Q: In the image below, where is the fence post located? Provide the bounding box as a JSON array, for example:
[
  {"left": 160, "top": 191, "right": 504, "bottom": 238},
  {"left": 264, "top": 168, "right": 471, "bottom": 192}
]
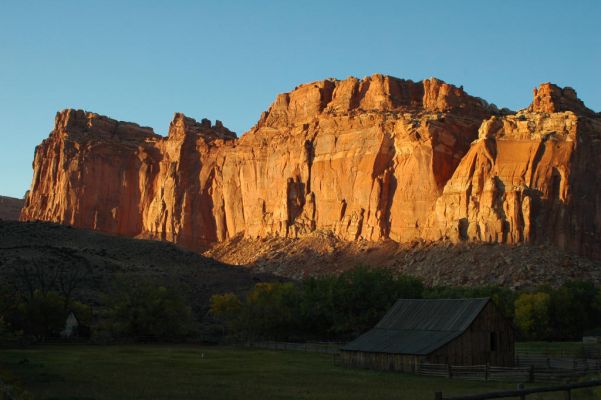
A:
[
  {"left": 564, "top": 389, "right": 571, "bottom": 400},
  {"left": 529, "top": 365, "right": 534, "bottom": 383},
  {"left": 517, "top": 383, "right": 525, "bottom": 400},
  {"left": 434, "top": 392, "right": 442, "bottom": 400},
  {"left": 447, "top": 364, "right": 453, "bottom": 379},
  {"left": 484, "top": 363, "right": 489, "bottom": 381}
]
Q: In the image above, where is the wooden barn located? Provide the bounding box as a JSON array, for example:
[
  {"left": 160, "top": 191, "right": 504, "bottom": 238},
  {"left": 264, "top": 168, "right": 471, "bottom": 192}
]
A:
[{"left": 340, "top": 298, "right": 515, "bottom": 372}]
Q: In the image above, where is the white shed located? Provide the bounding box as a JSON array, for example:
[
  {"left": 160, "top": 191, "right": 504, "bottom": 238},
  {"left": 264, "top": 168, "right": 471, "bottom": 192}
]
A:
[{"left": 60, "top": 311, "right": 80, "bottom": 338}]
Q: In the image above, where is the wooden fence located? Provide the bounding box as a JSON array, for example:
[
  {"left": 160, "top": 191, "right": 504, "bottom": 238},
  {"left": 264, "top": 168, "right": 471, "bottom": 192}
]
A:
[
  {"left": 517, "top": 344, "right": 601, "bottom": 359},
  {"left": 331, "top": 350, "right": 601, "bottom": 383},
  {"left": 516, "top": 352, "right": 601, "bottom": 370},
  {"left": 246, "top": 341, "right": 343, "bottom": 354},
  {"left": 418, "top": 362, "right": 596, "bottom": 383},
  {"left": 434, "top": 380, "right": 601, "bottom": 400},
  {"left": 252, "top": 342, "right": 601, "bottom": 384}
]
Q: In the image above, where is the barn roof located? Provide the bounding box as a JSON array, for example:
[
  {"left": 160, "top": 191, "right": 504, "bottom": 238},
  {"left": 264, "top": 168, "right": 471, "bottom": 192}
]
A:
[{"left": 341, "top": 298, "right": 490, "bottom": 355}]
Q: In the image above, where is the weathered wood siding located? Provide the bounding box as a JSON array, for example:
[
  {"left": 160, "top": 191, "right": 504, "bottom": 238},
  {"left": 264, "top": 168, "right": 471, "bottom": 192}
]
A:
[
  {"left": 339, "top": 351, "right": 424, "bottom": 372},
  {"left": 427, "top": 301, "right": 514, "bottom": 366}
]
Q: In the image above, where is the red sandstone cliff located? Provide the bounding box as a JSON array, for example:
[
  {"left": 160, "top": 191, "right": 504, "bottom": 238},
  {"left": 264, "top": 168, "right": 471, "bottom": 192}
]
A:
[
  {"left": 20, "top": 76, "right": 601, "bottom": 258},
  {"left": 424, "top": 83, "right": 601, "bottom": 259}
]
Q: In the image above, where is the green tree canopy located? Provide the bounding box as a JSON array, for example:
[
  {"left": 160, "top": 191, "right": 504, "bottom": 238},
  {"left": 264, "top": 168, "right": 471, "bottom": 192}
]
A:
[
  {"left": 514, "top": 292, "right": 552, "bottom": 340},
  {"left": 106, "top": 282, "right": 196, "bottom": 341}
]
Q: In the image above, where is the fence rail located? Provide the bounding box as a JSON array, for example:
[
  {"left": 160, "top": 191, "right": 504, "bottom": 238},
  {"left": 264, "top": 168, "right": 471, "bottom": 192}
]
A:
[
  {"left": 418, "top": 362, "right": 598, "bottom": 383},
  {"left": 516, "top": 344, "right": 601, "bottom": 360},
  {"left": 435, "top": 379, "right": 601, "bottom": 400},
  {"left": 516, "top": 353, "right": 601, "bottom": 370},
  {"left": 245, "top": 341, "right": 342, "bottom": 354}
]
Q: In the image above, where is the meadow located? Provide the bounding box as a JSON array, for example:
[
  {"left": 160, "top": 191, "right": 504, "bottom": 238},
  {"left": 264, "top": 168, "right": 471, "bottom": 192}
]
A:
[{"left": 1, "top": 345, "right": 600, "bottom": 400}]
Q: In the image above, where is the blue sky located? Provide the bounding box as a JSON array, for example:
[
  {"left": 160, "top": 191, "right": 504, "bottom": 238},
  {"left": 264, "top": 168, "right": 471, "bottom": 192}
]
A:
[{"left": 1, "top": 0, "right": 599, "bottom": 198}]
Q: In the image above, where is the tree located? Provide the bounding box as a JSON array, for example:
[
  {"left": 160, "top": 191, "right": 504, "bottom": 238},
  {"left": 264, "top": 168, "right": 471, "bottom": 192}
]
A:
[
  {"left": 425, "top": 285, "right": 516, "bottom": 318},
  {"left": 327, "top": 267, "right": 423, "bottom": 336},
  {"left": 548, "top": 281, "right": 601, "bottom": 339},
  {"left": 514, "top": 292, "right": 551, "bottom": 340},
  {"left": 105, "top": 282, "right": 196, "bottom": 341},
  {"left": 209, "top": 292, "right": 242, "bottom": 336},
  {"left": 208, "top": 266, "right": 426, "bottom": 341},
  {"left": 241, "top": 282, "right": 300, "bottom": 340},
  {"left": 7, "top": 291, "right": 91, "bottom": 341},
  {"left": 298, "top": 275, "right": 338, "bottom": 338},
  {"left": 4, "top": 252, "right": 91, "bottom": 309}
]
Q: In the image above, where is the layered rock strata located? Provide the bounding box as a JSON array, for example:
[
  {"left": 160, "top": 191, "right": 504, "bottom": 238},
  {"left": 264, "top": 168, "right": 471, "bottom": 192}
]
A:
[
  {"left": 424, "top": 83, "right": 601, "bottom": 259},
  {"left": 21, "top": 76, "right": 601, "bottom": 258}
]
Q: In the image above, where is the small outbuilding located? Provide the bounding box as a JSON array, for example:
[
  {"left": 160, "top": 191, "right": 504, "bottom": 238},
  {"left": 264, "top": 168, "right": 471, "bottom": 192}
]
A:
[
  {"left": 340, "top": 298, "right": 515, "bottom": 372},
  {"left": 60, "top": 311, "right": 80, "bottom": 339}
]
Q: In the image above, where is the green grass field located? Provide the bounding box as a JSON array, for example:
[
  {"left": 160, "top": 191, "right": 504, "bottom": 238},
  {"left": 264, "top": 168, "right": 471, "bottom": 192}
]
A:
[
  {"left": 517, "top": 341, "right": 594, "bottom": 357},
  {"left": 0, "top": 345, "right": 599, "bottom": 400}
]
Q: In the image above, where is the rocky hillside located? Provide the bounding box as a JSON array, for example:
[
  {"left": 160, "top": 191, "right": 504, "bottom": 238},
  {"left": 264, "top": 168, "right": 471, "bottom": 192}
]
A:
[
  {"left": 206, "top": 232, "right": 601, "bottom": 289},
  {"left": 0, "top": 220, "right": 275, "bottom": 312},
  {"left": 0, "top": 196, "right": 23, "bottom": 220},
  {"left": 20, "top": 75, "right": 601, "bottom": 260}
]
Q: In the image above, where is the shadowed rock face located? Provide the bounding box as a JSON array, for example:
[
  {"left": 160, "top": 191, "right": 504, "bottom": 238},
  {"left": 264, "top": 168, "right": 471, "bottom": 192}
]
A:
[
  {"left": 21, "top": 76, "right": 601, "bottom": 258},
  {"left": 0, "top": 196, "right": 23, "bottom": 220}
]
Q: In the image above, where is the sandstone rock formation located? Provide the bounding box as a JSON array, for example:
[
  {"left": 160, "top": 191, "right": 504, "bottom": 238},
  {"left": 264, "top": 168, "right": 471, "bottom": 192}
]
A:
[
  {"left": 21, "top": 76, "right": 601, "bottom": 259},
  {"left": 424, "top": 83, "right": 601, "bottom": 259}
]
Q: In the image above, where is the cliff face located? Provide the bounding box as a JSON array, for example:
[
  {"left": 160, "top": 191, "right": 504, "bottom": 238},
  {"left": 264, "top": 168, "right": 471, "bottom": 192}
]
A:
[
  {"left": 20, "top": 109, "right": 236, "bottom": 250},
  {"left": 21, "top": 109, "right": 160, "bottom": 236},
  {"left": 424, "top": 83, "right": 601, "bottom": 259},
  {"left": 21, "top": 76, "right": 601, "bottom": 258},
  {"left": 213, "top": 75, "right": 494, "bottom": 245}
]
